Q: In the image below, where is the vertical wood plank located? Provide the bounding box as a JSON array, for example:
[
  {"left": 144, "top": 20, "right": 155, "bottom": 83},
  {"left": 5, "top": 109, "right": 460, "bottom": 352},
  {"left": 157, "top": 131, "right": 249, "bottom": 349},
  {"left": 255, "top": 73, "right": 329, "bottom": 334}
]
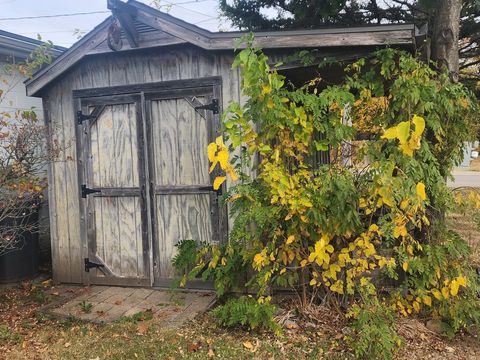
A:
[
  {"left": 176, "top": 98, "right": 210, "bottom": 185},
  {"left": 48, "top": 84, "right": 73, "bottom": 282},
  {"left": 118, "top": 197, "right": 140, "bottom": 277},
  {"left": 152, "top": 99, "right": 179, "bottom": 185}
]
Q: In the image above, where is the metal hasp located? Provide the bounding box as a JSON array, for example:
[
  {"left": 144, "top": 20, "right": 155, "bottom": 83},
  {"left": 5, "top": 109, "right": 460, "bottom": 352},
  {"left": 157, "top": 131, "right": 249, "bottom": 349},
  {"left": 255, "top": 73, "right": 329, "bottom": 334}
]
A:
[
  {"left": 84, "top": 258, "right": 104, "bottom": 272},
  {"left": 81, "top": 184, "right": 101, "bottom": 198},
  {"left": 76, "top": 110, "right": 96, "bottom": 125},
  {"left": 194, "top": 98, "right": 219, "bottom": 114},
  {"left": 199, "top": 185, "right": 222, "bottom": 196}
]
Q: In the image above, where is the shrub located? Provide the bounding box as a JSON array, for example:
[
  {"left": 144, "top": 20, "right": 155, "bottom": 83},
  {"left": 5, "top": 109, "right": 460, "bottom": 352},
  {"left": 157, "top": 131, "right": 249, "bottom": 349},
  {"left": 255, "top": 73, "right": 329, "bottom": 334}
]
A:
[
  {"left": 0, "top": 41, "right": 57, "bottom": 255},
  {"left": 174, "top": 36, "right": 480, "bottom": 341},
  {"left": 349, "top": 294, "right": 402, "bottom": 360},
  {"left": 212, "top": 296, "right": 280, "bottom": 334}
]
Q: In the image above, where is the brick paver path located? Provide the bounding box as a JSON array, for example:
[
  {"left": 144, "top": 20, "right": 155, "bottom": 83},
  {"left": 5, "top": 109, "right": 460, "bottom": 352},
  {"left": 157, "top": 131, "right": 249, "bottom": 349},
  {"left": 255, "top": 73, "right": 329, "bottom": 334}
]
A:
[{"left": 48, "top": 286, "right": 215, "bottom": 327}]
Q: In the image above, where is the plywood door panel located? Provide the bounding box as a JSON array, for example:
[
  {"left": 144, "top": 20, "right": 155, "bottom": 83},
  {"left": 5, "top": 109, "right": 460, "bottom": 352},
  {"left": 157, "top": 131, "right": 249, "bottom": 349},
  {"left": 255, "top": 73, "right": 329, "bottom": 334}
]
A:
[
  {"left": 80, "top": 97, "right": 150, "bottom": 285},
  {"left": 91, "top": 104, "right": 138, "bottom": 188},
  {"left": 150, "top": 97, "right": 210, "bottom": 186},
  {"left": 92, "top": 196, "right": 144, "bottom": 278},
  {"left": 149, "top": 91, "right": 223, "bottom": 284},
  {"left": 155, "top": 194, "right": 212, "bottom": 278}
]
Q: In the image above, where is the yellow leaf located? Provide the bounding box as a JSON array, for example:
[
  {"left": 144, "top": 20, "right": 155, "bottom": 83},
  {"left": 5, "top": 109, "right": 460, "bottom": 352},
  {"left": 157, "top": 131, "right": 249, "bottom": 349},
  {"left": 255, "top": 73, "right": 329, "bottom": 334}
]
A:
[
  {"left": 432, "top": 289, "right": 442, "bottom": 301},
  {"left": 217, "top": 149, "right": 229, "bottom": 169},
  {"left": 243, "top": 341, "right": 253, "bottom": 350},
  {"left": 416, "top": 182, "right": 427, "bottom": 201},
  {"left": 399, "top": 142, "right": 414, "bottom": 156},
  {"left": 215, "top": 136, "right": 225, "bottom": 147},
  {"left": 450, "top": 280, "right": 460, "bottom": 296},
  {"left": 412, "top": 115, "right": 425, "bottom": 137},
  {"left": 423, "top": 295, "right": 432, "bottom": 307},
  {"left": 402, "top": 261, "right": 408, "bottom": 272},
  {"left": 227, "top": 194, "right": 241, "bottom": 202},
  {"left": 400, "top": 199, "right": 409, "bottom": 210},
  {"left": 226, "top": 165, "right": 239, "bottom": 182},
  {"left": 213, "top": 176, "right": 226, "bottom": 190},
  {"left": 456, "top": 276, "right": 467, "bottom": 287},
  {"left": 280, "top": 268, "right": 286, "bottom": 275},
  {"left": 207, "top": 143, "right": 217, "bottom": 162},
  {"left": 396, "top": 121, "right": 410, "bottom": 144},
  {"left": 381, "top": 127, "right": 397, "bottom": 140},
  {"left": 309, "top": 278, "right": 317, "bottom": 286},
  {"left": 393, "top": 225, "right": 407, "bottom": 238},
  {"left": 286, "top": 235, "right": 295, "bottom": 244},
  {"left": 359, "top": 198, "right": 367, "bottom": 208},
  {"left": 441, "top": 287, "right": 450, "bottom": 299},
  {"left": 412, "top": 301, "right": 420, "bottom": 313}
]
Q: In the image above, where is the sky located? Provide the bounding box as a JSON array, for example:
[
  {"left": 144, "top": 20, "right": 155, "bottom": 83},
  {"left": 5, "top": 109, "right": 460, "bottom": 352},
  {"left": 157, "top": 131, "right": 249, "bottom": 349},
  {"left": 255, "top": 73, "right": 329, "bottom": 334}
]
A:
[{"left": 0, "top": 0, "right": 226, "bottom": 48}]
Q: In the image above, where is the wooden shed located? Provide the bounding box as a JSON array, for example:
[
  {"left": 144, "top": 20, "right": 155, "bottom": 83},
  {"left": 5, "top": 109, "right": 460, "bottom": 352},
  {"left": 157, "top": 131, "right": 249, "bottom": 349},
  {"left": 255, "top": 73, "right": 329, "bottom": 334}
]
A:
[{"left": 26, "top": 0, "right": 421, "bottom": 287}]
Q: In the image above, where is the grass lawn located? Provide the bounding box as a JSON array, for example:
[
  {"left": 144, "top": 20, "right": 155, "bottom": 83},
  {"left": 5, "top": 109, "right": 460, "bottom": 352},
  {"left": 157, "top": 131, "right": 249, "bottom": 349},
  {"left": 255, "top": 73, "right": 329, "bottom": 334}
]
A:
[{"left": 1, "top": 280, "right": 480, "bottom": 359}]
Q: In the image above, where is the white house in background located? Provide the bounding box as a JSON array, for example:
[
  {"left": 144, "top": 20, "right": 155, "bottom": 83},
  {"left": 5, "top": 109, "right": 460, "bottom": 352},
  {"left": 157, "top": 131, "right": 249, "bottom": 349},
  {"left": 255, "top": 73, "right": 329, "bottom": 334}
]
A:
[{"left": 0, "top": 29, "right": 65, "bottom": 118}]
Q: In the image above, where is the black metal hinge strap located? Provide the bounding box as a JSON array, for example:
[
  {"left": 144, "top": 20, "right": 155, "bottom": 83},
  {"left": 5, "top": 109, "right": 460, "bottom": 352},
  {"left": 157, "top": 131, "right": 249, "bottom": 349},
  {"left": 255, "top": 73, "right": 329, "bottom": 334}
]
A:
[
  {"left": 77, "top": 105, "right": 106, "bottom": 125},
  {"left": 84, "top": 258, "right": 105, "bottom": 272},
  {"left": 76, "top": 111, "right": 96, "bottom": 125},
  {"left": 194, "top": 98, "right": 219, "bottom": 114},
  {"left": 199, "top": 185, "right": 223, "bottom": 196},
  {"left": 81, "top": 184, "right": 101, "bottom": 198}
]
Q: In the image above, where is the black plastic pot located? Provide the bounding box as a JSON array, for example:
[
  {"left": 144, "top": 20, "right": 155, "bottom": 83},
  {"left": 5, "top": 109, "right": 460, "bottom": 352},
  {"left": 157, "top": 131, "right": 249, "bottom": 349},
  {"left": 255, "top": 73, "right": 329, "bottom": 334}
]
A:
[{"left": 0, "top": 208, "right": 40, "bottom": 283}]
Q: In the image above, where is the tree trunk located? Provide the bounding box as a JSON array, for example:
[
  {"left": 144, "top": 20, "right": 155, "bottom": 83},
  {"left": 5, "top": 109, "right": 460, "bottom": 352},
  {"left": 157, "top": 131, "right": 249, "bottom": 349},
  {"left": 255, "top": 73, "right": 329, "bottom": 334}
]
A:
[{"left": 431, "top": 0, "right": 463, "bottom": 81}]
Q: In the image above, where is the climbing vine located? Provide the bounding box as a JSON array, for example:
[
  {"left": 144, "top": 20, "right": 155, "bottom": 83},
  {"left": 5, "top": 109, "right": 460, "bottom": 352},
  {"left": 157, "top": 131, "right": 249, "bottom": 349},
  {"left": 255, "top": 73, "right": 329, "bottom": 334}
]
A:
[{"left": 175, "top": 37, "right": 480, "bottom": 343}]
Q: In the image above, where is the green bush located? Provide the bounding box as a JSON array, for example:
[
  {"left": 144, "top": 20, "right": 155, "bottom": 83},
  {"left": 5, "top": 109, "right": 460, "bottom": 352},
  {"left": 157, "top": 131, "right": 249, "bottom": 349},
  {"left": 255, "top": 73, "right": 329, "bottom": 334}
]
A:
[
  {"left": 349, "top": 295, "right": 402, "bottom": 360},
  {"left": 212, "top": 296, "right": 280, "bottom": 334}
]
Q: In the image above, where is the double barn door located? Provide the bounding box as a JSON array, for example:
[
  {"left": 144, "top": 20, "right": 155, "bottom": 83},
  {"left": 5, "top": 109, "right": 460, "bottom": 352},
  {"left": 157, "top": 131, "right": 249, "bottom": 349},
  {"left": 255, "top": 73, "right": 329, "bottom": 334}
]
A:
[{"left": 76, "top": 79, "right": 225, "bottom": 286}]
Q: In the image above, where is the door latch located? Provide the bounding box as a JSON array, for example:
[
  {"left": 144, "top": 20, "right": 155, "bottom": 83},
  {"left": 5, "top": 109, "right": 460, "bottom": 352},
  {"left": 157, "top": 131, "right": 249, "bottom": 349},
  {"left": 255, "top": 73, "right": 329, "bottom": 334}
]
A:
[
  {"left": 84, "top": 258, "right": 105, "bottom": 272},
  {"left": 194, "top": 99, "right": 219, "bottom": 114},
  {"left": 81, "top": 184, "right": 101, "bottom": 198}
]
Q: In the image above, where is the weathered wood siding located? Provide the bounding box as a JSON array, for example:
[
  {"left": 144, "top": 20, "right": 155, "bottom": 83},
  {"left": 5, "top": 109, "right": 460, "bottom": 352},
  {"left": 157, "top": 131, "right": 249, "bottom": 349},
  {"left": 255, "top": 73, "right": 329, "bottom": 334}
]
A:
[{"left": 45, "top": 45, "right": 243, "bottom": 283}]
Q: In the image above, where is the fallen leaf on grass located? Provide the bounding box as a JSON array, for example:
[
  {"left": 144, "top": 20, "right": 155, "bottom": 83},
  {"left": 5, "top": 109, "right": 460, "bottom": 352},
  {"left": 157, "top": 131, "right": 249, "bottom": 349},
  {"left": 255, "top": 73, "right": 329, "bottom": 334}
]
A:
[
  {"left": 137, "top": 323, "right": 149, "bottom": 335},
  {"left": 64, "top": 342, "right": 71, "bottom": 348},
  {"left": 243, "top": 341, "right": 253, "bottom": 349},
  {"left": 208, "top": 347, "right": 215, "bottom": 358},
  {"left": 187, "top": 342, "right": 201, "bottom": 352}
]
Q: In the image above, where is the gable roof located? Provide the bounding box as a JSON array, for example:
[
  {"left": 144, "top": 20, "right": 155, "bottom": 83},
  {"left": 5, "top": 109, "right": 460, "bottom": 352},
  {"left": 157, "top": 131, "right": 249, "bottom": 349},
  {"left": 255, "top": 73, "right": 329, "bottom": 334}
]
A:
[
  {"left": 0, "top": 29, "right": 65, "bottom": 60},
  {"left": 25, "top": 0, "right": 421, "bottom": 97}
]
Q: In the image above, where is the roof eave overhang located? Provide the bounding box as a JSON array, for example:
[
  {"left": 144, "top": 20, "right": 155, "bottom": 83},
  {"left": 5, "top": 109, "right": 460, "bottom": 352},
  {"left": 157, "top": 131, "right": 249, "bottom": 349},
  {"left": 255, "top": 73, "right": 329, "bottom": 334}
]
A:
[{"left": 25, "top": 0, "right": 419, "bottom": 97}]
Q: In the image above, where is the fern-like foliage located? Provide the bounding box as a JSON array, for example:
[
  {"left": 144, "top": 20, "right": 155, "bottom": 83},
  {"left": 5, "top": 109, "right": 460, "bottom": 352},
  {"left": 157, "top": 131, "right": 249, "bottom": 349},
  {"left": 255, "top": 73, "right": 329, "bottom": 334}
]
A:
[{"left": 212, "top": 296, "right": 280, "bottom": 334}]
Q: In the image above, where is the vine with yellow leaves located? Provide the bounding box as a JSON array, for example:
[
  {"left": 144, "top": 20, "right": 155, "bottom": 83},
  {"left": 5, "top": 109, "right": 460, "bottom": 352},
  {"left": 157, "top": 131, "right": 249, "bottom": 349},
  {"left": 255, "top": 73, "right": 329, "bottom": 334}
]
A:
[{"left": 174, "top": 37, "right": 480, "bottom": 347}]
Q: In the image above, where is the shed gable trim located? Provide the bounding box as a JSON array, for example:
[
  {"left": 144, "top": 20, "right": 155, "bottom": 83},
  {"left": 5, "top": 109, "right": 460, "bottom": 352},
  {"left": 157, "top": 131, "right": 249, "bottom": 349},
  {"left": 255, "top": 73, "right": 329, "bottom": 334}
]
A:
[{"left": 25, "top": 0, "right": 418, "bottom": 97}]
